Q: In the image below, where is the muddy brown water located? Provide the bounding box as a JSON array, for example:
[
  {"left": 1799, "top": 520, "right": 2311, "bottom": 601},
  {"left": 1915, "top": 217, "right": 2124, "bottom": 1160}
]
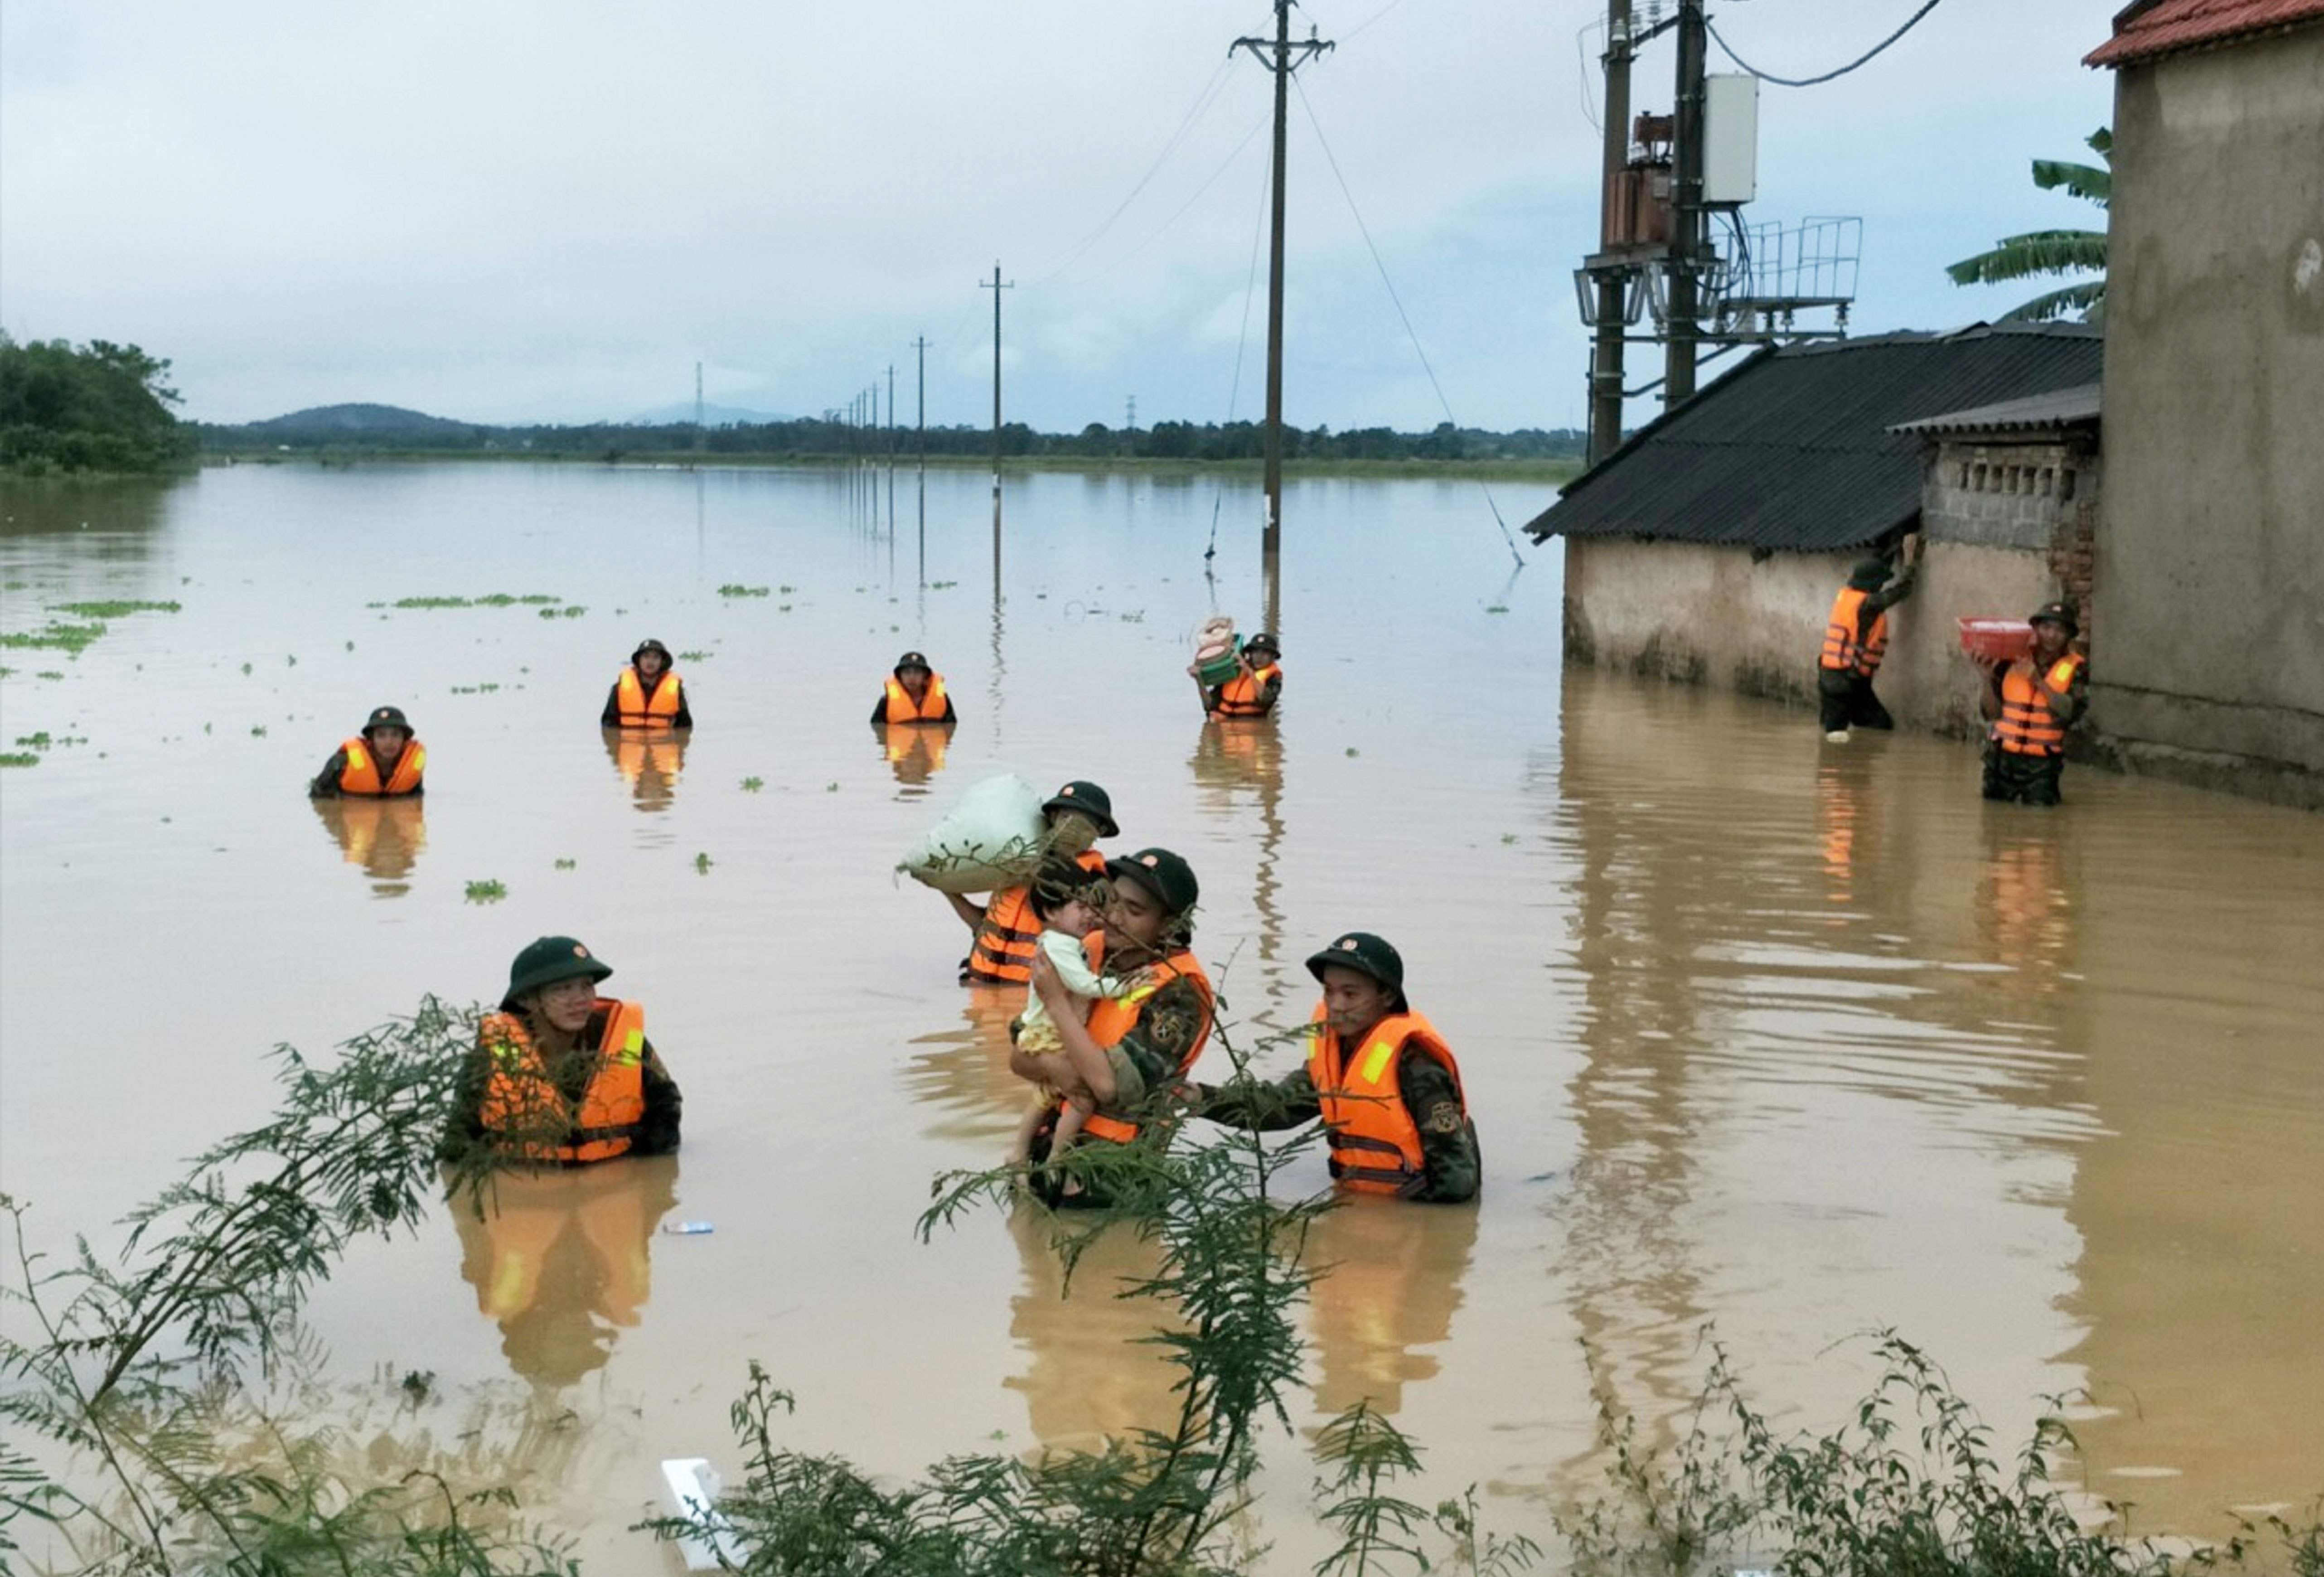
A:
[{"left": 2, "top": 464, "right": 2318, "bottom": 1571}]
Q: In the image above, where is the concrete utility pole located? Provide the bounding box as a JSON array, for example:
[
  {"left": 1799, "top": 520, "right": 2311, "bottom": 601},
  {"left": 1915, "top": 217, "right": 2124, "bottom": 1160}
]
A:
[
  {"left": 981, "top": 263, "right": 1012, "bottom": 493},
  {"left": 1666, "top": 0, "right": 1707, "bottom": 407},
  {"left": 1589, "top": 0, "right": 1633, "bottom": 464},
  {"left": 693, "top": 361, "right": 705, "bottom": 453},
  {"left": 1234, "top": 1, "right": 1331, "bottom": 562},
  {"left": 911, "top": 338, "right": 930, "bottom": 466}
]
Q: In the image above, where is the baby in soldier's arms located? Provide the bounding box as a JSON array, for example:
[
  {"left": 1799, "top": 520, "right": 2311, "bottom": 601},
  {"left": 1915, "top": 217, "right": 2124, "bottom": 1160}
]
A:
[{"left": 1009, "top": 855, "right": 1142, "bottom": 1166}]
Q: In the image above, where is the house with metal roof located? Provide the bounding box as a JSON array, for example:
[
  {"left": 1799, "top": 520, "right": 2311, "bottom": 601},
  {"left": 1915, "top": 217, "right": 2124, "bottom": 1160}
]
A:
[
  {"left": 2082, "top": 0, "right": 2324, "bottom": 808},
  {"left": 1524, "top": 323, "right": 2104, "bottom": 738}
]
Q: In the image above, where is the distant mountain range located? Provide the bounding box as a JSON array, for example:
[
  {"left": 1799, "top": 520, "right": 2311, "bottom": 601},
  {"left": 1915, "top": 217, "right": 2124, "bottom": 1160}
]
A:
[{"left": 624, "top": 400, "right": 793, "bottom": 426}]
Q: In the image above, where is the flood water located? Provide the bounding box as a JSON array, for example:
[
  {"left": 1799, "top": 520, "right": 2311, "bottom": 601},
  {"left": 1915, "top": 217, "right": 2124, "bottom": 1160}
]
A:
[{"left": 2, "top": 462, "right": 2319, "bottom": 1572}]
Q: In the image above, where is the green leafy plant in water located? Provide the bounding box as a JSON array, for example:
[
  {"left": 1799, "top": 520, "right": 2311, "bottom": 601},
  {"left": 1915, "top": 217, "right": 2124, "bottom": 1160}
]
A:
[
  {"left": 52, "top": 600, "right": 180, "bottom": 618},
  {"left": 462, "top": 879, "right": 507, "bottom": 903},
  {"left": 250, "top": 725, "right": 267, "bottom": 738},
  {"left": 679, "top": 650, "right": 712, "bottom": 662},
  {"left": 1484, "top": 604, "right": 1510, "bottom": 614},
  {"left": 717, "top": 584, "right": 771, "bottom": 598},
  {"left": 0, "top": 622, "right": 106, "bottom": 655},
  {"left": 553, "top": 858, "right": 576, "bottom": 871},
  {"left": 693, "top": 853, "right": 714, "bottom": 874},
  {"left": 1551, "top": 1329, "right": 2319, "bottom": 1577},
  {"left": 741, "top": 776, "right": 765, "bottom": 793},
  {"left": 538, "top": 605, "right": 585, "bottom": 619},
  {"left": 0, "top": 752, "right": 37, "bottom": 768},
  {"left": 639, "top": 1026, "right": 1535, "bottom": 1577},
  {"left": 37, "top": 670, "right": 62, "bottom": 681},
  {"left": 0, "top": 1001, "right": 575, "bottom": 1576}
]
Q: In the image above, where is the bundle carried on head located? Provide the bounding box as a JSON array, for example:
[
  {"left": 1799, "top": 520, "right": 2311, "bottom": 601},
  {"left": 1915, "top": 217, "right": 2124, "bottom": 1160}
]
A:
[{"left": 896, "top": 773, "right": 1048, "bottom": 894}]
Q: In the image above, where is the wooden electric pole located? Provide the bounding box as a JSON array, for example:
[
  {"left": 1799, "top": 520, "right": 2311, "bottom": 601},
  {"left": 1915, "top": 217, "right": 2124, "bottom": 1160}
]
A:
[
  {"left": 1235, "top": 1, "right": 1331, "bottom": 562},
  {"left": 1589, "top": 0, "right": 1633, "bottom": 464}
]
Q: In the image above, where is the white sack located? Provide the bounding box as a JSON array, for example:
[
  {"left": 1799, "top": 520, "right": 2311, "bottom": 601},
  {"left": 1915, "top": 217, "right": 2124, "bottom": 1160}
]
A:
[{"left": 896, "top": 773, "right": 1046, "bottom": 894}]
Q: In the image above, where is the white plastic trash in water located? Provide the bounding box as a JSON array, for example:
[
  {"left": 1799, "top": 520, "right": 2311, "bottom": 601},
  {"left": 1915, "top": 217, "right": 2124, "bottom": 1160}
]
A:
[{"left": 659, "top": 1457, "right": 746, "bottom": 1572}]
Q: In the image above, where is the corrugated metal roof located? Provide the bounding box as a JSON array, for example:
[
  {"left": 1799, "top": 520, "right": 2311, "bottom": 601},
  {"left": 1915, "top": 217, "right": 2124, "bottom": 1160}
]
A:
[
  {"left": 1523, "top": 324, "right": 2103, "bottom": 551},
  {"left": 2087, "top": 0, "right": 2324, "bottom": 67},
  {"left": 1888, "top": 383, "right": 2102, "bottom": 435}
]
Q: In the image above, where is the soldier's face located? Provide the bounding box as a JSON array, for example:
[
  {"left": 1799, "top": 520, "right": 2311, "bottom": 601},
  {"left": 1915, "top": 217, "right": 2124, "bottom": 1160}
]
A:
[
  {"left": 2031, "top": 619, "right": 2068, "bottom": 659},
  {"left": 533, "top": 976, "right": 596, "bottom": 1035},
  {"left": 1318, "top": 966, "right": 1394, "bottom": 1041},
  {"left": 1106, "top": 878, "right": 1166, "bottom": 952},
  {"left": 366, "top": 726, "right": 409, "bottom": 764},
  {"left": 637, "top": 650, "right": 668, "bottom": 678},
  {"left": 899, "top": 666, "right": 930, "bottom": 700}
]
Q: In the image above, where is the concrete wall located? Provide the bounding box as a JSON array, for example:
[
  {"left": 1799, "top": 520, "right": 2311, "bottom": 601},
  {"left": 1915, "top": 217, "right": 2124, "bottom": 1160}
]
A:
[
  {"left": 1562, "top": 531, "right": 2067, "bottom": 738},
  {"left": 2100, "top": 30, "right": 2324, "bottom": 808}
]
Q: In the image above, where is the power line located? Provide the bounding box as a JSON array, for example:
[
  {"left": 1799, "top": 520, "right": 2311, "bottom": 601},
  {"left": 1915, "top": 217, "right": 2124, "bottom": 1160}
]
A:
[{"left": 1706, "top": 0, "right": 1945, "bottom": 88}]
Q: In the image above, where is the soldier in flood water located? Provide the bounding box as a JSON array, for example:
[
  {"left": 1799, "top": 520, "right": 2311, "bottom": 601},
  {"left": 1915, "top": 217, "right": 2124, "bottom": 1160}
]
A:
[
  {"left": 1192, "top": 631, "right": 1283, "bottom": 720},
  {"left": 1817, "top": 534, "right": 1920, "bottom": 744},
  {"left": 872, "top": 649, "right": 956, "bottom": 724},
  {"left": 1193, "top": 932, "right": 1479, "bottom": 1204},
  {"left": 441, "top": 936, "right": 683, "bottom": 1166},
  {"left": 309, "top": 704, "right": 426, "bottom": 798},
  {"left": 601, "top": 639, "right": 692, "bottom": 730},
  {"left": 1979, "top": 601, "right": 2089, "bottom": 806}
]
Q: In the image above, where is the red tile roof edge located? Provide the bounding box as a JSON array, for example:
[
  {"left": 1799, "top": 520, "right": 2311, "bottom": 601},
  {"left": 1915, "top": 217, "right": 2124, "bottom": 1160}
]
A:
[{"left": 2087, "top": 0, "right": 2324, "bottom": 67}]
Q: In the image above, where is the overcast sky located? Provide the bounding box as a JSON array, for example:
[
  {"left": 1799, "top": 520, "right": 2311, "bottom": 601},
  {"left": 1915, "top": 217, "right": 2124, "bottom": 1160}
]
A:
[{"left": 1, "top": 1, "right": 2121, "bottom": 433}]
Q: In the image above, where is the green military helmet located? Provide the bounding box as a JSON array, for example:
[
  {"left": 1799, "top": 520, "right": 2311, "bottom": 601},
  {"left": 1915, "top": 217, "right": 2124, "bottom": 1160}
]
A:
[
  {"left": 1043, "top": 780, "right": 1120, "bottom": 839},
  {"left": 363, "top": 704, "right": 412, "bottom": 735},
  {"left": 502, "top": 935, "right": 614, "bottom": 1011},
  {"left": 1306, "top": 931, "right": 1408, "bottom": 1009},
  {"left": 1106, "top": 846, "right": 1198, "bottom": 918},
  {"left": 1242, "top": 631, "right": 1281, "bottom": 659}
]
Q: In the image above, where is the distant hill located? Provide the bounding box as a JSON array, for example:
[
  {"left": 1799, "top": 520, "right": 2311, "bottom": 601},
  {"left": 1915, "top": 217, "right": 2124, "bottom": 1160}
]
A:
[
  {"left": 624, "top": 401, "right": 793, "bottom": 426},
  {"left": 231, "top": 404, "right": 484, "bottom": 443}
]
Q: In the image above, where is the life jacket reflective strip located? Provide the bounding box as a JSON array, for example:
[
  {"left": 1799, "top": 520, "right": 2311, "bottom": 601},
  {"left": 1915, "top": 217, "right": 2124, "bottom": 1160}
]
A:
[
  {"left": 881, "top": 673, "right": 949, "bottom": 723},
  {"left": 615, "top": 669, "right": 684, "bottom": 730},
  {"left": 1212, "top": 663, "right": 1281, "bottom": 718},
  {"left": 476, "top": 1000, "right": 648, "bottom": 1165},
  {"left": 1819, "top": 587, "right": 1888, "bottom": 677},
  {"left": 1076, "top": 949, "right": 1214, "bottom": 1146},
  {"left": 1306, "top": 1005, "right": 1467, "bottom": 1197},
  {"left": 1995, "top": 655, "right": 2082, "bottom": 756},
  {"left": 966, "top": 847, "right": 1106, "bottom": 983},
  {"left": 339, "top": 737, "right": 426, "bottom": 795}
]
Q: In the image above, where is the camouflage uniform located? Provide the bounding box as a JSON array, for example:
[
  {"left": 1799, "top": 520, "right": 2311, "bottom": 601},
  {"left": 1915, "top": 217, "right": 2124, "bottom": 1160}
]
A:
[
  {"left": 1199, "top": 1048, "right": 1481, "bottom": 1204},
  {"left": 439, "top": 1004, "right": 683, "bottom": 1163}
]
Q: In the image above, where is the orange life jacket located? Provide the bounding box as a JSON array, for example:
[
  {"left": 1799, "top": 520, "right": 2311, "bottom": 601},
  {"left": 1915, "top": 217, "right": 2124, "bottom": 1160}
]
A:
[
  {"left": 1211, "top": 663, "right": 1282, "bottom": 719},
  {"left": 966, "top": 847, "right": 1106, "bottom": 984},
  {"left": 337, "top": 736, "right": 426, "bottom": 796},
  {"left": 476, "top": 1000, "right": 649, "bottom": 1165},
  {"left": 615, "top": 668, "right": 684, "bottom": 730},
  {"left": 1076, "top": 948, "right": 1215, "bottom": 1145},
  {"left": 1306, "top": 1005, "right": 1468, "bottom": 1197},
  {"left": 881, "top": 673, "right": 949, "bottom": 723},
  {"left": 1994, "top": 655, "right": 2082, "bottom": 756},
  {"left": 1819, "top": 587, "right": 1888, "bottom": 677}
]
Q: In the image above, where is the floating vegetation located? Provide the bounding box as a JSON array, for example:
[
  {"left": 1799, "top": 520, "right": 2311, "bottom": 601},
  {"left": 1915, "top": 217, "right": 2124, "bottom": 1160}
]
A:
[
  {"left": 1485, "top": 603, "right": 1511, "bottom": 614},
  {"left": 554, "top": 858, "right": 576, "bottom": 870},
  {"left": 2, "top": 580, "right": 26, "bottom": 590},
  {"left": 779, "top": 584, "right": 797, "bottom": 593},
  {"left": 0, "top": 622, "right": 106, "bottom": 655},
  {"left": 391, "top": 593, "right": 561, "bottom": 610},
  {"left": 14, "top": 732, "right": 85, "bottom": 750},
  {"left": 693, "top": 852, "right": 714, "bottom": 874},
  {"left": 537, "top": 604, "right": 586, "bottom": 619},
  {"left": 717, "top": 584, "right": 771, "bottom": 598},
  {"left": 741, "top": 776, "right": 765, "bottom": 792},
  {"left": 679, "top": 650, "right": 712, "bottom": 662},
  {"left": 1346, "top": 747, "right": 1361, "bottom": 757},
  {"left": 249, "top": 726, "right": 267, "bottom": 737},
  {"left": 463, "top": 879, "right": 507, "bottom": 903},
  {"left": 240, "top": 662, "right": 252, "bottom": 675},
  {"left": 1501, "top": 832, "right": 1519, "bottom": 845},
  {"left": 929, "top": 580, "right": 958, "bottom": 590},
  {"left": 53, "top": 599, "right": 181, "bottom": 618},
  {"left": 448, "top": 683, "right": 501, "bottom": 695},
  {"left": 825, "top": 781, "right": 840, "bottom": 793},
  {"left": 0, "top": 753, "right": 37, "bottom": 768},
  {"left": 1117, "top": 611, "right": 1145, "bottom": 623}
]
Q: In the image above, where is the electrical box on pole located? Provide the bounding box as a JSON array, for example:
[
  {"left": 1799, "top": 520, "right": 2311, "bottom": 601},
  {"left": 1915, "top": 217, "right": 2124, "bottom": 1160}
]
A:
[{"left": 1701, "top": 73, "right": 1758, "bottom": 206}]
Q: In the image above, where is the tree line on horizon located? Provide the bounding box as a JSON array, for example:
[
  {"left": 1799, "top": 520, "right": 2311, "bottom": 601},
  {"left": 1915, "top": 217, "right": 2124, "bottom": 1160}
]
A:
[
  {"left": 191, "top": 403, "right": 1587, "bottom": 465},
  {"left": 0, "top": 334, "right": 194, "bottom": 475}
]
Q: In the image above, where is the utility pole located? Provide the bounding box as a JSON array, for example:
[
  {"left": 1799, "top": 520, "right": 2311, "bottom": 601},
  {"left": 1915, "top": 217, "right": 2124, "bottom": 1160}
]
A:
[
  {"left": 1234, "top": 1, "right": 1331, "bottom": 562},
  {"left": 1589, "top": 0, "right": 1633, "bottom": 464},
  {"left": 693, "top": 361, "right": 705, "bottom": 454},
  {"left": 1667, "top": 0, "right": 1707, "bottom": 407},
  {"left": 981, "top": 263, "right": 1012, "bottom": 493},
  {"left": 911, "top": 338, "right": 930, "bottom": 467}
]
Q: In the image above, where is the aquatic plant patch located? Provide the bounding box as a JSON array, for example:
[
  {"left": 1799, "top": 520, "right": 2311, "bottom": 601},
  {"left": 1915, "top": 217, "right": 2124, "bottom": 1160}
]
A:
[
  {"left": 717, "top": 584, "right": 770, "bottom": 597},
  {"left": 382, "top": 593, "right": 563, "bottom": 610},
  {"left": 52, "top": 599, "right": 181, "bottom": 618},
  {"left": 0, "top": 622, "right": 107, "bottom": 655},
  {"left": 0, "top": 752, "right": 38, "bottom": 768},
  {"left": 463, "top": 880, "right": 507, "bottom": 903}
]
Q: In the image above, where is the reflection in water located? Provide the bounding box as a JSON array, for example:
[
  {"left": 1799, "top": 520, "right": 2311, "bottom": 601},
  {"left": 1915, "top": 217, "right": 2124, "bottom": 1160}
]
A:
[
  {"left": 1304, "top": 1197, "right": 1478, "bottom": 1417},
  {"left": 1002, "top": 1208, "right": 1183, "bottom": 1451},
  {"left": 901, "top": 988, "right": 1025, "bottom": 1148},
  {"left": 1188, "top": 719, "right": 1289, "bottom": 1036},
  {"left": 1973, "top": 820, "right": 2074, "bottom": 993},
  {"left": 877, "top": 720, "right": 954, "bottom": 794},
  {"left": 450, "top": 1157, "right": 679, "bottom": 1389},
  {"left": 600, "top": 727, "right": 688, "bottom": 813},
  {"left": 0, "top": 475, "right": 181, "bottom": 543},
  {"left": 311, "top": 795, "right": 426, "bottom": 895}
]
